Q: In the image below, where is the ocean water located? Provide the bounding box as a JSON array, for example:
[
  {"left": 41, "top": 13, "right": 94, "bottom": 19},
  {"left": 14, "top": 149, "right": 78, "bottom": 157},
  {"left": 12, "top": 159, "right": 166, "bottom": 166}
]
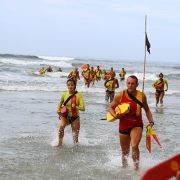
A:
[{"left": 0, "top": 54, "right": 180, "bottom": 180}]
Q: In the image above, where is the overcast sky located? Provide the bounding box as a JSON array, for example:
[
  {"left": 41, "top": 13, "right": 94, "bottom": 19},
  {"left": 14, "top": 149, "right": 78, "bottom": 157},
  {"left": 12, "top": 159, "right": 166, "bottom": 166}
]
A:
[{"left": 0, "top": 0, "right": 180, "bottom": 61}]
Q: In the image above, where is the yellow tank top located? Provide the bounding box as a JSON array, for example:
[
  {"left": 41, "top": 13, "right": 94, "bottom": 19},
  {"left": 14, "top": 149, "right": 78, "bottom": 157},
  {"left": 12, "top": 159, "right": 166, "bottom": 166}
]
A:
[
  {"left": 106, "top": 78, "right": 116, "bottom": 91},
  {"left": 71, "top": 71, "right": 78, "bottom": 80}
]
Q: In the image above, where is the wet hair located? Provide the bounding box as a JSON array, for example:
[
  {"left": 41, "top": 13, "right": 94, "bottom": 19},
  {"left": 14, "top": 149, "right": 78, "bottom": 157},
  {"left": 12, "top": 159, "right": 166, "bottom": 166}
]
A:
[
  {"left": 67, "top": 78, "right": 76, "bottom": 90},
  {"left": 159, "top": 73, "right": 163, "bottom": 77},
  {"left": 128, "top": 75, "right": 138, "bottom": 83}
]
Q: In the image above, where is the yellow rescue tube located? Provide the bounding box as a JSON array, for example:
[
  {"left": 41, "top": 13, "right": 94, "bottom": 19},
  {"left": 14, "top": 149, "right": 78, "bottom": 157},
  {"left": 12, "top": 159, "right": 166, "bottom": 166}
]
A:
[
  {"left": 38, "top": 70, "right": 46, "bottom": 74},
  {"left": 106, "top": 103, "right": 130, "bottom": 122}
]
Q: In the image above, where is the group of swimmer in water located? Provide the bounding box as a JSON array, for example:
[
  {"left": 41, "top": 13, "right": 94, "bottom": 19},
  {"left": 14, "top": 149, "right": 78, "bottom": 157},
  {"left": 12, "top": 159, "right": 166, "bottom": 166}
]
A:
[
  {"left": 55, "top": 63, "right": 170, "bottom": 174},
  {"left": 68, "top": 65, "right": 127, "bottom": 102},
  {"left": 67, "top": 64, "right": 168, "bottom": 107},
  {"left": 38, "top": 66, "right": 62, "bottom": 74}
]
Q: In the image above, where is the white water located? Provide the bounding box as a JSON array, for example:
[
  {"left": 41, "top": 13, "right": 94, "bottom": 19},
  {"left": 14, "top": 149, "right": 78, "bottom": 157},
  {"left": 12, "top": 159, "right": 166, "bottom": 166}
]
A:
[{"left": 1, "top": 54, "right": 180, "bottom": 179}]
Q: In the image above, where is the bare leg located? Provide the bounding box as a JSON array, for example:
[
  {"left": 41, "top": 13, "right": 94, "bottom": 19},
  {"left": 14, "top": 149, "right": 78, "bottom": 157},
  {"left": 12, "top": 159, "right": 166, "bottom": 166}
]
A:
[
  {"left": 91, "top": 79, "right": 95, "bottom": 86},
  {"left": 130, "top": 127, "right": 143, "bottom": 171},
  {"left": 57, "top": 117, "right": 70, "bottom": 146},
  {"left": 119, "top": 134, "right": 130, "bottom": 168},
  {"left": 84, "top": 78, "right": 90, "bottom": 88},
  {"left": 86, "top": 79, "right": 90, "bottom": 88},
  {"left": 105, "top": 91, "right": 109, "bottom": 102},
  {"left": 155, "top": 91, "right": 159, "bottom": 106},
  {"left": 159, "top": 91, "right": 165, "bottom": 105},
  {"left": 71, "top": 118, "right": 80, "bottom": 144},
  {"left": 110, "top": 92, "right": 115, "bottom": 103}
]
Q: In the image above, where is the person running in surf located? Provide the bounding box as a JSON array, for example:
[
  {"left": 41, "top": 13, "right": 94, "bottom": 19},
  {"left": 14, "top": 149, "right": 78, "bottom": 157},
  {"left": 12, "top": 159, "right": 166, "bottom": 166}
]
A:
[
  {"left": 152, "top": 73, "right": 168, "bottom": 107},
  {"left": 56, "top": 68, "right": 62, "bottom": 72},
  {"left": 46, "top": 66, "right": 53, "bottom": 72},
  {"left": 119, "top": 68, "right": 126, "bottom": 81},
  {"left": 81, "top": 64, "right": 90, "bottom": 88},
  {"left": 109, "top": 67, "right": 116, "bottom": 76},
  {"left": 108, "top": 75, "right": 154, "bottom": 171},
  {"left": 56, "top": 78, "right": 85, "bottom": 146},
  {"left": 104, "top": 72, "right": 119, "bottom": 102},
  {"left": 95, "top": 66, "right": 102, "bottom": 82},
  {"left": 101, "top": 69, "right": 108, "bottom": 80},
  {"left": 89, "top": 67, "right": 96, "bottom": 86},
  {"left": 68, "top": 67, "right": 80, "bottom": 84},
  {"left": 38, "top": 67, "right": 46, "bottom": 74}
]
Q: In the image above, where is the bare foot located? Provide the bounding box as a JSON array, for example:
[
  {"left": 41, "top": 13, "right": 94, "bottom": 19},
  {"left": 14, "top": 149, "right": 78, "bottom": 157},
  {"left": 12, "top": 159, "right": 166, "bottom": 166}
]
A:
[
  {"left": 55, "top": 144, "right": 62, "bottom": 147},
  {"left": 134, "top": 169, "right": 141, "bottom": 176},
  {"left": 121, "top": 162, "right": 129, "bottom": 169},
  {"left": 52, "top": 143, "right": 62, "bottom": 147},
  {"left": 74, "top": 142, "right": 79, "bottom": 147},
  {"left": 53, "top": 140, "right": 62, "bottom": 147},
  {"left": 134, "top": 164, "right": 139, "bottom": 172}
]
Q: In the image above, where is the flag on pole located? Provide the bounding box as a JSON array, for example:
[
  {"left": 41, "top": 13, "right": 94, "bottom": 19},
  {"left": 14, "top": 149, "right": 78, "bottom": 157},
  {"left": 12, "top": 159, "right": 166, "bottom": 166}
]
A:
[{"left": 146, "top": 33, "right": 151, "bottom": 54}]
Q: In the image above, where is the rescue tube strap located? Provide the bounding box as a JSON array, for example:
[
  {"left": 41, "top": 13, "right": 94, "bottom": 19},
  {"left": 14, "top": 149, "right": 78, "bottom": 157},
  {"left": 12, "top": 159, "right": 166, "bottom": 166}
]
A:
[
  {"left": 126, "top": 90, "right": 143, "bottom": 108},
  {"left": 63, "top": 91, "right": 78, "bottom": 106}
]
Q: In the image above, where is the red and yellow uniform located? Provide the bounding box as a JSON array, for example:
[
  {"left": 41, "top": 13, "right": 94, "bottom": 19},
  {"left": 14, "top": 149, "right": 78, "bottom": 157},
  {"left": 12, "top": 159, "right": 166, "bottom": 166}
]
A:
[
  {"left": 104, "top": 77, "right": 119, "bottom": 102},
  {"left": 119, "top": 90, "right": 143, "bottom": 131},
  {"left": 57, "top": 92, "right": 85, "bottom": 117},
  {"left": 69, "top": 71, "right": 79, "bottom": 81},
  {"left": 152, "top": 79, "right": 168, "bottom": 91},
  {"left": 82, "top": 69, "right": 90, "bottom": 80},
  {"left": 105, "top": 78, "right": 117, "bottom": 92},
  {"left": 95, "top": 69, "right": 102, "bottom": 78},
  {"left": 90, "top": 70, "right": 95, "bottom": 81}
]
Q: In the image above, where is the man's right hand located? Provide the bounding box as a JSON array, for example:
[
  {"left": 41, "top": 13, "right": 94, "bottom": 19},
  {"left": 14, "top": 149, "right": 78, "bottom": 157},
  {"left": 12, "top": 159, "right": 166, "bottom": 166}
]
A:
[{"left": 115, "top": 114, "right": 125, "bottom": 119}]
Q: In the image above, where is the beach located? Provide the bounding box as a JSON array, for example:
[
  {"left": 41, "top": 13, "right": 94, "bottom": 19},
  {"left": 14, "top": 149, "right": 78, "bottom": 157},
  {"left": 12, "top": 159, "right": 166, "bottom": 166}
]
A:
[{"left": 0, "top": 54, "right": 180, "bottom": 180}]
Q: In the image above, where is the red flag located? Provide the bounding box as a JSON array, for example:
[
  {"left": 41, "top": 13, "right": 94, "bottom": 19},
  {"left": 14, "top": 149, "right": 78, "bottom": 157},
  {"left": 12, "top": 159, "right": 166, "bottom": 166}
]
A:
[{"left": 146, "top": 33, "right": 151, "bottom": 54}]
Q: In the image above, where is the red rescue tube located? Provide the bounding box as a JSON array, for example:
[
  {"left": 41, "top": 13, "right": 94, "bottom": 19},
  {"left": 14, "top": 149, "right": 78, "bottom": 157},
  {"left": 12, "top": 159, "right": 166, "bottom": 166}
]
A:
[
  {"left": 140, "top": 154, "right": 180, "bottom": 180},
  {"left": 81, "top": 64, "right": 87, "bottom": 69}
]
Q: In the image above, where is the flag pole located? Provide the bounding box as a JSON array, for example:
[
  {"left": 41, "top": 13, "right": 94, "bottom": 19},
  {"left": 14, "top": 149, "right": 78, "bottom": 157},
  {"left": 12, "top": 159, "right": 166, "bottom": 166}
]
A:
[{"left": 142, "top": 15, "right": 147, "bottom": 92}]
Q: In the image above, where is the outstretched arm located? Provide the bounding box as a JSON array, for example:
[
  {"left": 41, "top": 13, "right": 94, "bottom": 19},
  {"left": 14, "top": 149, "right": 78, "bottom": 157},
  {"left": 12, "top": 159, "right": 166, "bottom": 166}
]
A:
[{"left": 165, "top": 80, "right": 168, "bottom": 91}]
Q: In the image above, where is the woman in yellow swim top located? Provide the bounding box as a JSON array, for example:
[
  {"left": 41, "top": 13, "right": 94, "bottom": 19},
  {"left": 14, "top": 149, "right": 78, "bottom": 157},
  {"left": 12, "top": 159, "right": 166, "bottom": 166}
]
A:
[
  {"left": 56, "top": 78, "right": 85, "bottom": 146},
  {"left": 152, "top": 73, "right": 168, "bottom": 107}
]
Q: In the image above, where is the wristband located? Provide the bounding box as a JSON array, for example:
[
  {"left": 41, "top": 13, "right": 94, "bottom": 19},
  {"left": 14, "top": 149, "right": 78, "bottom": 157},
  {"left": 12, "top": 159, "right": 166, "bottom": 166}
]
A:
[{"left": 150, "top": 122, "right": 154, "bottom": 125}]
